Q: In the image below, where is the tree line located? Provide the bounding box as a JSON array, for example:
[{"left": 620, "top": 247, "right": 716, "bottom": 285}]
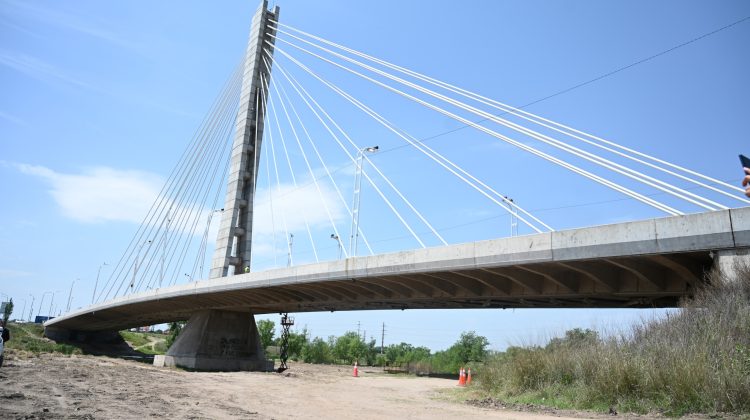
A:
[{"left": 256, "top": 319, "right": 489, "bottom": 374}]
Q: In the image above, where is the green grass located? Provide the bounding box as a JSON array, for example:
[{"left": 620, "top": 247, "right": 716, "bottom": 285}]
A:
[
  {"left": 119, "top": 330, "right": 167, "bottom": 355},
  {"left": 5, "top": 322, "right": 82, "bottom": 355},
  {"left": 474, "top": 265, "right": 750, "bottom": 417}
]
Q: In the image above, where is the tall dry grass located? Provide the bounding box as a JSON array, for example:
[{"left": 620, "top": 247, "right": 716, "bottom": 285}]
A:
[{"left": 479, "top": 263, "right": 750, "bottom": 415}]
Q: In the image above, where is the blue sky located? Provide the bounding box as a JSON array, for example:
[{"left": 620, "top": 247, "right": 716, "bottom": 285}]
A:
[{"left": 1, "top": 0, "right": 749, "bottom": 351}]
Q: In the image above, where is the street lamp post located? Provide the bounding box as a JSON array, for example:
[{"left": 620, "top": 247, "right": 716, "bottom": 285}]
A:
[
  {"left": 350, "top": 146, "right": 378, "bottom": 257},
  {"left": 28, "top": 294, "right": 34, "bottom": 322},
  {"left": 199, "top": 209, "right": 223, "bottom": 279},
  {"left": 504, "top": 196, "right": 518, "bottom": 237},
  {"left": 161, "top": 209, "right": 172, "bottom": 288},
  {"left": 37, "top": 292, "right": 51, "bottom": 319},
  {"left": 287, "top": 233, "right": 294, "bottom": 267},
  {"left": 48, "top": 290, "right": 60, "bottom": 320},
  {"left": 131, "top": 240, "right": 152, "bottom": 292},
  {"left": 330, "top": 234, "right": 343, "bottom": 259},
  {"left": 66, "top": 278, "right": 77, "bottom": 312},
  {"left": 18, "top": 298, "right": 26, "bottom": 323},
  {"left": 92, "top": 262, "right": 108, "bottom": 304}
]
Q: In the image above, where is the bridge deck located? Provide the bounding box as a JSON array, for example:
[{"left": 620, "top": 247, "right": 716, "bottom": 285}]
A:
[{"left": 46, "top": 207, "right": 750, "bottom": 332}]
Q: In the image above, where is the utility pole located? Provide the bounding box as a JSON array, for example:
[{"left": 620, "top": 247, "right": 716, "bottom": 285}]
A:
[{"left": 381, "top": 322, "right": 385, "bottom": 354}]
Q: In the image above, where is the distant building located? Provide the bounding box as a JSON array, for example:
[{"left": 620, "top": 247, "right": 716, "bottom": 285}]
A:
[{"left": 35, "top": 316, "right": 53, "bottom": 324}]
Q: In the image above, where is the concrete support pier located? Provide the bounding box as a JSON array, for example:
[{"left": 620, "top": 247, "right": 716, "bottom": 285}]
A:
[
  {"left": 156, "top": 310, "right": 272, "bottom": 371},
  {"left": 713, "top": 249, "right": 750, "bottom": 281}
]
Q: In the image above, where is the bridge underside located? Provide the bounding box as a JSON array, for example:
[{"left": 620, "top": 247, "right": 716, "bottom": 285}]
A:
[
  {"left": 51, "top": 251, "right": 713, "bottom": 333},
  {"left": 46, "top": 207, "right": 750, "bottom": 333}
]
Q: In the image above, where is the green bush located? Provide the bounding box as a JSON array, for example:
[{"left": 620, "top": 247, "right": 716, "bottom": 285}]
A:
[
  {"left": 477, "top": 264, "right": 750, "bottom": 415},
  {"left": 5, "top": 322, "right": 81, "bottom": 355}
]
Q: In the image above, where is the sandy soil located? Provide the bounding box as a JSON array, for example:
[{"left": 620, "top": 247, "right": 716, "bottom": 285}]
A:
[{"left": 0, "top": 352, "right": 602, "bottom": 420}]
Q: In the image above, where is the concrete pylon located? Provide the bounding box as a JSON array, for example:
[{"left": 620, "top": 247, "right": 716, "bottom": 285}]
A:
[
  {"left": 157, "top": 1, "right": 279, "bottom": 372},
  {"left": 210, "top": 0, "right": 279, "bottom": 279},
  {"left": 158, "top": 310, "right": 272, "bottom": 371}
]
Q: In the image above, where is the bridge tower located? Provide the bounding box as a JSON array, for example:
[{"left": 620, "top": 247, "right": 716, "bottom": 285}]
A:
[
  {"left": 162, "top": 1, "right": 279, "bottom": 372},
  {"left": 210, "top": 0, "right": 278, "bottom": 279}
]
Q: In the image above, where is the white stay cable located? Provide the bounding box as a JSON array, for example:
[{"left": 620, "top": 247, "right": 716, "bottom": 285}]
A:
[
  {"left": 262, "top": 73, "right": 293, "bottom": 266},
  {"left": 277, "top": 58, "right": 448, "bottom": 245},
  {"left": 264, "top": 73, "right": 338, "bottom": 262},
  {"left": 259, "top": 75, "right": 278, "bottom": 267},
  {"left": 275, "top": 56, "right": 552, "bottom": 234},
  {"left": 271, "top": 37, "right": 719, "bottom": 212},
  {"left": 267, "top": 48, "right": 558, "bottom": 230},
  {"left": 272, "top": 44, "right": 681, "bottom": 216},
  {"left": 269, "top": 21, "right": 748, "bottom": 200},
  {"left": 269, "top": 56, "right": 448, "bottom": 247},
  {"left": 278, "top": 53, "right": 550, "bottom": 232},
  {"left": 266, "top": 64, "right": 428, "bottom": 248},
  {"left": 266, "top": 80, "right": 319, "bottom": 263},
  {"left": 264, "top": 53, "right": 372, "bottom": 256},
  {"left": 264, "top": 58, "right": 355, "bottom": 257}
]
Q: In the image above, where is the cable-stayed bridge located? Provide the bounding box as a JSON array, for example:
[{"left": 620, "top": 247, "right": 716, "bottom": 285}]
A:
[{"left": 45, "top": 2, "right": 750, "bottom": 371}]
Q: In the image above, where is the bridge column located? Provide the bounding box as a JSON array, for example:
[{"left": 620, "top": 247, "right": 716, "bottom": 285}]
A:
[
  {"left": 157, "top": 310, "right": 272, "bottom": 371},
  {"left": 713, "top": 249, "right": 750, "bottom": 281},
  {"left": 209, "top": 1, "right": 279, "bottom": 279}
]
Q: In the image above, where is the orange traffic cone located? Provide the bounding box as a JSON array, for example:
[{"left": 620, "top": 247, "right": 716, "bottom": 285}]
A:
[
  {"left": 353, "top": 361, "right": 359, "bottom": 377},
  {"left": 458, "top": 367, "right": 465, "bottom": 386},
  {"left": 467, "top": 368, "right": 472, "bottom": 386}
]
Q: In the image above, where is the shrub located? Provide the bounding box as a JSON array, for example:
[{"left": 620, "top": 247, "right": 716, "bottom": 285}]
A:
[{"left": 478, "top": 263, "right": 750, "bottom": 415}]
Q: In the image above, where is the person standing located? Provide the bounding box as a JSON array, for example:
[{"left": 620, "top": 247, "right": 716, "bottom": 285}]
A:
[{"left": 0, "top": 320, "right": 8, "bottom": 367}]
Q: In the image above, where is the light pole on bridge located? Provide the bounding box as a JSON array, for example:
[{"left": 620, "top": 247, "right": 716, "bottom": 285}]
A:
[
  {"left": 330, "top": 233, "right": 343, "bottom": 259},
  {"left": 28, "top": 294, "right": 34, "bottom": 322},
  {"left": 199, "top": 209, "right": 223, "bottom": 279},
  {"left": 18, "top": 298, "right": 26, "bottom": 323},
  {"left": 131, "top": 240, "right": 152, "bottom": 292},
  {"left": 37, "top": 291, "right": 52, "bottom": 319},
  {"left": 350, "top": 145, "right": 378, "bottom": 257},
  {"left": 48, "top": 290, "right": 60, "bottom": 320},
  {"left": 287, "top": 233, "right": 294, "bottom": 267},
  {"left": 504, "top": 196, "right": 518, "bottom": 237},
  {"left": 66, "top": 278, "right": 78, "bottom": 312},
  {"left": 92, "top": 262, "right": 108, "bottom": 304}
]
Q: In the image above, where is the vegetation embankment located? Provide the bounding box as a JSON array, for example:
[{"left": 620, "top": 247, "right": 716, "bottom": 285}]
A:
[
  {"left": 119, "top": 330, "right": 167, "bottom": 355},
  {"left": 476, "top": 266, "right": 750, "bottom": 416},
  {"left": 5, "top": 322, "right": 82, "bottom": 355}
]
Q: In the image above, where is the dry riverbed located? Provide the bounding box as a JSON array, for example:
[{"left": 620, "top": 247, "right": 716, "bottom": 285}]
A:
[{"left": 0, "top": 351, "right": 628, "bottom": 419}]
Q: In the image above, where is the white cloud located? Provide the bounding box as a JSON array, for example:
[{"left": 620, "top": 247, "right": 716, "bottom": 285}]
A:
[
  {"left": 0, "top": 269, "right": 33, "bottom": 279},
  {"left": 253, "top": 181, "right": 347, "bottom": 236},
  {"left": 2, "top": 0, "right": 149, "bottom": 55},
  {"left": 249, "top": 178, "right": 348, "bottom": 263},
  {"left": 0, "top": 110, "right": 28, "bottom": 127},
  {"left": 16, "top": 163, "right": 163, "bottom": 224}
]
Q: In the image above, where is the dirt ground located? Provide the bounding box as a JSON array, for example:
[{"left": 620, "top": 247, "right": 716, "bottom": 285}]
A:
[{"left": 0, "top": 352, "right": 610, "bottom": 420}]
